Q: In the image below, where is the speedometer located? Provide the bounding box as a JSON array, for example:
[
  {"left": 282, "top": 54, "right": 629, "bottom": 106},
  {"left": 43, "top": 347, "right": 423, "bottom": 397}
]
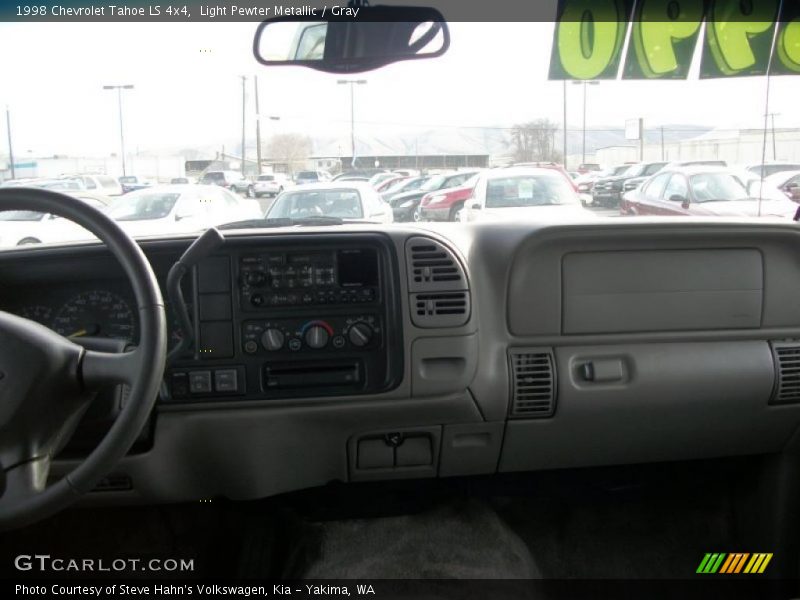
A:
[{"left": 52, "top": 290, "right": 137, "bottom": 341}]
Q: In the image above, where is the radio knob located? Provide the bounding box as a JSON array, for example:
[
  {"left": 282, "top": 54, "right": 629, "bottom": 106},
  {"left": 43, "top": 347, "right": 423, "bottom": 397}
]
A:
[
  {"left": 348, "top": 322, "right": 373, "bottom": 347},
  {"left": 305, "top": 325, "right": 329, "bottom": 349},
  {"left": 261, "top": 328, "right": 285, "bottom": 351}
]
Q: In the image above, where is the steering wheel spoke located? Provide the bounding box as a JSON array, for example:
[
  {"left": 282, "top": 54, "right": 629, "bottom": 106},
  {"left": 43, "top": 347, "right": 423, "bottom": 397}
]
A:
[
  {"left": 0, "top": 456, "right": 51, "bottom": 512},
  {"left": 81, "top": 349, "right": 141, "bottom": 388}
]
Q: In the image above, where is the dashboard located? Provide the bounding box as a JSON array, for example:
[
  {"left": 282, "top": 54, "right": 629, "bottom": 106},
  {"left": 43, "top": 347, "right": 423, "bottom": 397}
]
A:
[{"left": 2, "top": 219, "right": 800, "bottom": 504}]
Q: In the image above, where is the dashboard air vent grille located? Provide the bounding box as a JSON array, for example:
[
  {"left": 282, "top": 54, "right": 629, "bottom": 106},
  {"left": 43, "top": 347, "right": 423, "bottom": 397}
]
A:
[
  {"left": 406, "top": 236, "right": 470, "bottom": 327},
  {"left": 771, "top": 342, "right": 800, "bottom": 405},
  {"left": 509, "top": 349, "right": 556, "bottom": 418},
  {"left": 405, "top": 237, "right": 467, "bottom": 293}
]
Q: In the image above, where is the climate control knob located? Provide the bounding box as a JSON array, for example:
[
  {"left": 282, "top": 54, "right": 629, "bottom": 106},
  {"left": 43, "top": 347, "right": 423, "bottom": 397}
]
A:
[
  {"left": 261, "top": 328, "right": 285, "bottom": 351},
  {"left": 305, "top": 325, "right": 329, "bottom": 349},
  {"left": 348, "top": 322, "right": 373, "bottom": 347}
]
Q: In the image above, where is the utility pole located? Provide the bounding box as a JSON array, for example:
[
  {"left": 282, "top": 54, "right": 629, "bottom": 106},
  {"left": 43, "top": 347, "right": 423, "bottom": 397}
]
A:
[
  {"left": 240, "top": 76, "right": 247, "bottom": 176},
  {"left": 660, "top": 126, "right": 665, "bottom": 160},
  {"left": 254, "top": 75, "right": 262, "bottom": 175},
  {"left": 338, "top": 79, "right": 367, "bottom": 169},
  {"left": 6, "top": 106, "right": 15, "bottom": 180},
  {"left": 572, "top": 80, "right": 599, "bottom": 165},
  {"left": 102, "top": 84, "right": 134, "bottom": 176}
]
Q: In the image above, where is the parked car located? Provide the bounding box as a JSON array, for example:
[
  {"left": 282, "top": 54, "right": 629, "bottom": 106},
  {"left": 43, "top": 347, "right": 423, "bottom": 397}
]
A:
[
  {"left": 512, "top": 162, "right": 577, "bottom": 191},
  {"left": 368, "top": 172, "right": 398, "bottom": 189},
  {"left": 577, "top": 165, "right": 630, "bottom": 198},
  {"left": 265, "top": 181, "right": 393, "bottom": 224},
  {"left": 621, "top": 161, "right": 726, "bottom": 195},
  {"left": 170, "top": 177, "right": 193, "bottom": 184},
  {"left": 332, "top": 168, "right": 384, "bottom": 181},
  {"left": 761, "top": 170, "right": 800, "bottom": 199},
  {"left": 389, "top": 170, "right": 481, "bottom": 222},
  {"left": 417, "top": 173, "right": 482, "bottom": 222},
  {"left": 745, "top": 162, "right": 800, "bottom": 178},
  {"left": 577, "top": 163, "right": 602, "bottom": 174},
  {"left": 200, "top": 170, "right": 255, "bottom": 197},
  {"left": 593, "top": 161, "right": 668, "bottom": 207},
  {"left": 65, "top": 173, "right": 123, "bottom": 196},
  {"left": 253, "top": 173, "right": 291, "bottom": 197},
  {"left": 118, "top": 175, "right": 153, "bottom": 194},
  {"left": 374, "top": 175, "right": 408, "bottom": 193},
  {"left": 104, "top": 184, "right": 261, "bottom": 237},
  {"left": 0, "top": 191, "right": 110, "bottom": 247},
  {"left": 620, "top": 166, "right": 798, "bottom": 218},
  {"left": 460, "top": 167, "right": 595, "bottom": 223},
  {"left": 381, "top": 175, "right": 430, "bottom": 202},
  {"left": 5, "top": 178, "right": 86, "bottom": 192},
  {"left": 294, "top": 170, "right": 332, "bottom": 185}
]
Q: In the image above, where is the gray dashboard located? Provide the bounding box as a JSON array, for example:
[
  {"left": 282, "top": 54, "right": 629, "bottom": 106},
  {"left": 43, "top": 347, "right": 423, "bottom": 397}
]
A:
[{"left": 2, "top": 218, "right": 800, "bottom": 504}]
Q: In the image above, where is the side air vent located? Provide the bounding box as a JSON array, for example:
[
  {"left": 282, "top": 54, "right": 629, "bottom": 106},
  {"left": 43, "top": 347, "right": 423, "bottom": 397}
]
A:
[
  {"left": 405, "top": 237, "right": 467, "bottom": 293},
  {"left": 406, "top": 236, "right": 470, "bottom": 328},
  {"left": 771, "top": 342, "right": 800, "bottom": 405},
  {"left": 509, "top": 349, "right": 556, "bottom": 418},
  {"left": 411, "top": 292, "right": 470, "bottom": 328}
]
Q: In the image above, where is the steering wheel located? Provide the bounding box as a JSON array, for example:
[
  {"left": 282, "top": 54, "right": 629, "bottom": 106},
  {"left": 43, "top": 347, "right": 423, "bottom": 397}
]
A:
[{"left": 0, "top": 188, "right": 167, "bottom": 531}]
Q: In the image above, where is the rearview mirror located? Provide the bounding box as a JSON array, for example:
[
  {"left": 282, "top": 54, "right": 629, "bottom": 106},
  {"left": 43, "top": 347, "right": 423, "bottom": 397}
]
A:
[
  {"left": 253, "top": 6, "right": 450, "bottom": 74},
  {"left": 467, "top": 200, "right": 481, "bottom": 210}
]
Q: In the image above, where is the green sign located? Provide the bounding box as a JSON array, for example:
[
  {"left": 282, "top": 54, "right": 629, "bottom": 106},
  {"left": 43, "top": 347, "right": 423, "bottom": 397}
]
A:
[
  {"left": 548, "top": 0, "right": 634, "bottom": 80},
  {"left": 549, "top": 0, "right": 800, "bottom": 80}
]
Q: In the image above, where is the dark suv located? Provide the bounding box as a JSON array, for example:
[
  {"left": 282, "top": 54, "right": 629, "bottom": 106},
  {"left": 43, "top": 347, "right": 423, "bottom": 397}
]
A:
[{"left": 591, "top": 161, "right": 667, "bottom": 207}]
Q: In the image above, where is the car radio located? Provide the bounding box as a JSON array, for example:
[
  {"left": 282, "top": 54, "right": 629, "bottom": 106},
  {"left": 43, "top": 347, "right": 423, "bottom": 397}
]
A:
[{"left": 238, "top": 247, "right": 380, "bottom": 309}]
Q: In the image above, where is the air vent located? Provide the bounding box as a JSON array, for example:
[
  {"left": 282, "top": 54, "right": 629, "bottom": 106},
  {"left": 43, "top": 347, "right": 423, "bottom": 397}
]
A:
[
  {"left": 411, "top": 292, "right": 470, "bottom": 328},
  {"left": 405, "top": 236, "right": 470, "bottom": 328},
  {"left": 405, "top": 237, "right": 467, "bottom": 293},
  {"left": 771, "top": 342, "right": 800, "bottom": 405},
  {"left": 509, "top": 349, "right": 556, "bottom": 418}
]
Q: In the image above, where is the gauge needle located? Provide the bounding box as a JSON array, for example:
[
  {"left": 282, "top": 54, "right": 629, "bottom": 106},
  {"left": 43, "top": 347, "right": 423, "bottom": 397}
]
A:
[{"left": 69, "top": 329, "right": 88, "bottom": 338}]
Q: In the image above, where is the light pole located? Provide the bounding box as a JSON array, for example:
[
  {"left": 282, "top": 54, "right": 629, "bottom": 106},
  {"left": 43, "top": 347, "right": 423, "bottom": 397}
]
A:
[
  {"left": 240, "top": 75, "right": 247, "bottom": 175},
  {"left": 6, "top": 106, "right": 15, "bottom": 180},
  {"left": 102, "top": 84, "right": 134, "bottom": 176},
  {"left": 562, "top": 81, "right": 567, "bottom": 169},
  {"left": 572, "top": 80, "right": 599, "bottom": 165},
  {"left": 337, "top": 79, "right": 367, "bottom": 169}
]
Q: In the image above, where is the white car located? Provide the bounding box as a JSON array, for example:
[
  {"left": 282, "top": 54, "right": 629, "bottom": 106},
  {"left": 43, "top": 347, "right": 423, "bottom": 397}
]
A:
[
  {"left": 0, "top": 192, "right": 109, "bottom": 247},
  {"left": 67, "top": 174, "right": 124, "bottom": 196},
  {"left": 265, "top": 181, "right": 393, "bottom": 224},
  {"left": 105, "top": 184, "right": 261, "bottom": 238},
  {"left": 253, "top": 173, "right": 291, "bottom": 197},
  {"left": 460, "top": 167, "right": 597, "bottom": 223},
  {"left": 762, "top": 170, "right": 800, "bottom": 199}
]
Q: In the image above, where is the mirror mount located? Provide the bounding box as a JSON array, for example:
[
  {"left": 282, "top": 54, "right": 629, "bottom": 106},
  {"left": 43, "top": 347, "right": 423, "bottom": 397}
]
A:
[{"left": 253, "top": 5, "right": 450, "bottom": 75}]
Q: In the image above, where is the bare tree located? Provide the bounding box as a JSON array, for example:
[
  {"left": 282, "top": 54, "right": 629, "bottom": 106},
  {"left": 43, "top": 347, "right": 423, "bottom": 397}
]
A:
[
  {"left": 265, "top": 133, "right": 312, "bottom": 175},
  {"left": 509, "top": 119, "right": 561, "bottom": 163}
]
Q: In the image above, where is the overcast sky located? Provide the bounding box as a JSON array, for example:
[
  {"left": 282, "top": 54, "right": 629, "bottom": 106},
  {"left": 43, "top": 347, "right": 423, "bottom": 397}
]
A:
[{"left": 0, "top": 21, "right": 798, "bottom": 157}]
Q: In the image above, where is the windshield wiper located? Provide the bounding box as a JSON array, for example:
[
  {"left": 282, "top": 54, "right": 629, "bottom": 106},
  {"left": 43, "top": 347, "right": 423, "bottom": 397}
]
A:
[{"left": 218, "top": 216, "right": 378, "bottom": 230}]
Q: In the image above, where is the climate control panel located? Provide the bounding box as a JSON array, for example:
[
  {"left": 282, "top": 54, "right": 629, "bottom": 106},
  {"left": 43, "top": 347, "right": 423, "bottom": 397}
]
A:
[{"left": 242, "top": 315, "right": 381, "bottom": 355}]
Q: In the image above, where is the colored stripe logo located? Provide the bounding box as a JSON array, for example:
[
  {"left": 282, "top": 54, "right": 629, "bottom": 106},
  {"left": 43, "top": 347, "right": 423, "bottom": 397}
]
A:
[{"left": 697, "top": 553, "right": 773, "bottom": 574}]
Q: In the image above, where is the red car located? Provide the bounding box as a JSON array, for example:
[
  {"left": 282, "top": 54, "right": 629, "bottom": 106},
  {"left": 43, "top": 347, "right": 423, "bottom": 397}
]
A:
[
  {"left": 620, "top": 166, "right": 798, "bottom": 218},
  {"left": 417, "top": 174, "right": 482, "bottom": 222}
]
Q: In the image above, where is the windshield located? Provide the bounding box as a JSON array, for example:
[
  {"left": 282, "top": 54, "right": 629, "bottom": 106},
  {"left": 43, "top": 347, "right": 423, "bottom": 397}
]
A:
[
  {"left": 0, "top": 19, "right": 798, "bottom": 248},
  {"left": 485, "top": 174, "right": 579, "bottom": 208},
  {"left": 691, "top": 173, "right": 750, "bottom": 202},
  {"left": 105, "top": 192, "right": 181, "bottom": 221},
  {"left": 267, "top": 189, "right": 363, "bottom": 219}
]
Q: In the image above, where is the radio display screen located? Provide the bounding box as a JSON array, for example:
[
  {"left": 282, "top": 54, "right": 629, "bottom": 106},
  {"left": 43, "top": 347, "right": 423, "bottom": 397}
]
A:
[{"left": 337, "top": 249, "right": 378, "bottom": 288}]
